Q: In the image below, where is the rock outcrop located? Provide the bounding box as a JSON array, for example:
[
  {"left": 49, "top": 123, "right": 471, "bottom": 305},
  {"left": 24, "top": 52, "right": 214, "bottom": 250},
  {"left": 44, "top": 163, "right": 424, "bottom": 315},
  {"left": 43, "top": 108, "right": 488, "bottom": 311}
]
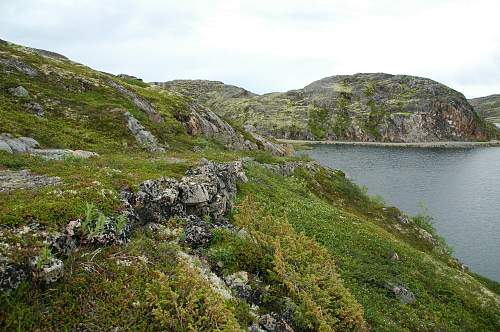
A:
[
  {"left": 0, "top": 170, "right": 61, "bottom": 192},
  {"left": 160, "top": 74, "right": 495, "bottom": 142},
  {"left": 126, "top": 159, "right": 247, "bottom": 225},
  {"left": 108, "top": 80, "right": 163, "bottom": 123},
  {"left": 124, "top": 111, "right": 166, "bottom": 152},
  {"left": 0, "top": 133, "right": 98, "bottom": 160},
  {"left": 0, "top": 56, "right": 38, "bottom": 76}
]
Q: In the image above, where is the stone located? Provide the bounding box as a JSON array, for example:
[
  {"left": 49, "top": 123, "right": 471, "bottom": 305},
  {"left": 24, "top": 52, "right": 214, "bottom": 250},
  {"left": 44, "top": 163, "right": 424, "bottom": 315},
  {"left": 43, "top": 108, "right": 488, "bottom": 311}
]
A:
[
  {"left": 18, "top": 137, "right": 40, "bottom": 149},
  {"left": 258, "top": 313, "right": 294, "bottom": 332},
  {"left": 30, "top": 256, "right": 64, "bottom": 283},
  {"left": 117, "top": 73, "right": 142, "bottom": 81},
  {"left": 24, "top": 101, "right": 44, "bottom": 116},
  {"left": 250, "top": 132, "right": 294, "bottom": 157},
  {"left": 0, "top": 133, "right": 97, "bottom": 160},
  {"left": 385, "top": 283, "right": 416, "bottom": 304},
  {"left": 388, "top": 251, "right": 400, "bottom": 261},
  {"left": 126, "top": 160, "right": 246, "bottom": 224},
  {"left": 0, "top": 259, "right": 27, "bottom": 292},
  {"left": 183, "top": 215, "right": 213, "bottom": 248},
  {"left": 9, "top": 86, "right": 29, "bottom": 98},
  {"left": 225, "top": 271, "right": 249, "bottom": 289},
  {"left": 224, "top": 271, "right": 261, "bottom": 304},
  {"left": 0, "top": 139, "right": 13, "bottom": 153},
  {"left": 71, "top": 150, "right": 99, "bottom": 159},
  {"left": 398, "top": 214, "right": 411, "bottom": 224},
  {"left": 123, "top": 111, "right": 166, "bottom": 152},
  {"left": 0, "top": 57, "right": 38, "bottom": 76},
  {"left": 0, "top": 169, "right": 61, "bottom": 192},
  {"left": 0, "top": 133, "right": 31, "bottom": 152},
  {"left": 29, "top": 149, "right": 99, "bottom": 160}
]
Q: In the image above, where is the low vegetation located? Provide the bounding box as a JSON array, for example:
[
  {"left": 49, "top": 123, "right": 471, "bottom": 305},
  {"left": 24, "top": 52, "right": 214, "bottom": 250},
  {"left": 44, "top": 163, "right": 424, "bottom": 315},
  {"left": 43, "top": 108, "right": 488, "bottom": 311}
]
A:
[{"left": 0, "top": 39, "right": 499, "bottom": 331}]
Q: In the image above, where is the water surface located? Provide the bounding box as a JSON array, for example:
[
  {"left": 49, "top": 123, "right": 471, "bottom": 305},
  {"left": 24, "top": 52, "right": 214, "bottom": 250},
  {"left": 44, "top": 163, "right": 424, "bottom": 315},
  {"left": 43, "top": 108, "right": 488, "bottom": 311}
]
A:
[{"left": 306, "top": 145, "right": 500, "bottom": 281}]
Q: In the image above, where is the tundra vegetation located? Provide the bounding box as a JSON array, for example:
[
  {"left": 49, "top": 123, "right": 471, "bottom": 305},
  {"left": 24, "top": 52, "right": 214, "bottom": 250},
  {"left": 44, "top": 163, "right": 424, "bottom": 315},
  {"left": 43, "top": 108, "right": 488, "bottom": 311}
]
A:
[{"left": 0, "top": 39, "right": 499, "bottom": 331}]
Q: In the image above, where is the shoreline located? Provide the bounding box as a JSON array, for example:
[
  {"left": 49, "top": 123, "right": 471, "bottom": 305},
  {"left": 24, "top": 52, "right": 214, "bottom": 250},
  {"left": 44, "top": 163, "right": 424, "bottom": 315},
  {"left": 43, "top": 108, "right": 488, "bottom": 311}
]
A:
[{"left": 278, "top": 139, "right": 500, "bottom": 148}]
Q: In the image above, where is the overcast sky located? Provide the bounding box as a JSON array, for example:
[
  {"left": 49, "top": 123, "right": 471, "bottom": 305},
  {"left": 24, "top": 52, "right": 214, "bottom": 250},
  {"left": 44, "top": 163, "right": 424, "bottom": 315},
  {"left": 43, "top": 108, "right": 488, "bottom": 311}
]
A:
[{"left": 1, "top": 0, "right": 499, "bottom": 98}]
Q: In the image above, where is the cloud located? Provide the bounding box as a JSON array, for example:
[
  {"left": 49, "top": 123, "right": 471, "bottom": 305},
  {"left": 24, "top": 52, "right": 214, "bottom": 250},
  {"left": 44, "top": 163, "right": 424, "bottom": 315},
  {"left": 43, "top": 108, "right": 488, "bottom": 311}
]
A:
[{"left": 1, "top": 0, "right": 499, "bottom": 97}]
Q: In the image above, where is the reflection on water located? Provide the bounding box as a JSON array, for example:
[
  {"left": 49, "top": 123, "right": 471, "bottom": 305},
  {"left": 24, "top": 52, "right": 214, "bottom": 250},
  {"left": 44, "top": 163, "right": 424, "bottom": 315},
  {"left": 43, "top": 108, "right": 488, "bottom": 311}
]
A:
[{"left": 306, "top": 145, "right": 500, "bottom": 281}]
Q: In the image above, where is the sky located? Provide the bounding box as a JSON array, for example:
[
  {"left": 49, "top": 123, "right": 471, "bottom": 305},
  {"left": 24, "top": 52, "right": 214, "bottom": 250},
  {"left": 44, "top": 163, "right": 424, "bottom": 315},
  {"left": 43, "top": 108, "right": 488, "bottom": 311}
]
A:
[{"left": 1, "top": 0, "right": 499, "bottom": 98}]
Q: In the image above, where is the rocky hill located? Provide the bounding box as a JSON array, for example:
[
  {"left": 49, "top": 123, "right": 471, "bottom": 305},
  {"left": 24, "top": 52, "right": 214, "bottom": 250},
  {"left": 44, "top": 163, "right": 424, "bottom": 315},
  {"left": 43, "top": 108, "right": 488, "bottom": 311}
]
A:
[
  {"left": 158, "top": 74, "right": 498, "bottom": 142},
  {"left": 1, "top": 39, "right": 499, "bottom": 331},
  {"left": 469, "top": 94, "right": 500, "bottom": 123}
]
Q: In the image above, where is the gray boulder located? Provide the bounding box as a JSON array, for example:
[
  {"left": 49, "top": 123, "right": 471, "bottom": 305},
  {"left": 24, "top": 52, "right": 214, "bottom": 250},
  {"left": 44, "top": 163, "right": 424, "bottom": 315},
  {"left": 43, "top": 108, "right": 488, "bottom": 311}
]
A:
[
  {"left": 0, "top": 139, "right": 13, "bottom": 153},
  {"left": 0, "top": 133, "right": 31, "bottom": 152},
  {"left": 18, "top": 137, "right": 40, "bottom": 149},
  {"left": 385, "top": 283, "right": 416, "bottom": 304},
  {"left": 29, "top": 149, "right": 98, "bottom": 160},
  {"left": 24, "top": 101, "right": 44, "bottom": 116},
  {"left": 9, "top": 86, "right": 29, "bottom": 98}
]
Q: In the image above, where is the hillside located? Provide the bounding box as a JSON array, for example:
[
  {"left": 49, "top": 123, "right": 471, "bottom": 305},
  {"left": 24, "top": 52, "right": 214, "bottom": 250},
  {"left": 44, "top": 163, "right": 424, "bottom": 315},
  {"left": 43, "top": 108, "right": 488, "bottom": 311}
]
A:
[
  {"left": 469, "top": 94, "right": 500, "bottom": 123},
  {"left": 157, "top": 74, "right": 498, "bottom": 142},
  {"left": 1, "top": 39, "right": 499, "bottom": 331}
]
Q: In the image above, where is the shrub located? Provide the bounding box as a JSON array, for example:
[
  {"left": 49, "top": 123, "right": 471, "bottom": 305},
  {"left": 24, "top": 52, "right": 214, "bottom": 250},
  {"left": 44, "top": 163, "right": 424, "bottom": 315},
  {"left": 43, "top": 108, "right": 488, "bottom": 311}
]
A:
[
  {"left": 234, "top": 197, "right": 367, "bottom": 331},
  {"left": 145, "top": 264, "right": 241, "bottom": 331},
  {"left": 36, "top": 246, "right": 53, "bottom": 269}
]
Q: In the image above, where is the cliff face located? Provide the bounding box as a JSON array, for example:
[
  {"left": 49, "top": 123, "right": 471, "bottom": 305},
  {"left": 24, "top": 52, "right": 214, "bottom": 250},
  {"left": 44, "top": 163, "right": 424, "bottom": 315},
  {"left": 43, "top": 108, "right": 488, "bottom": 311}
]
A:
[
  {"left": 469, "top": 94, "right": 500, "bottom": 123},
  {"left": 159, "top": 73, "right": 496, "bottom": 142}
]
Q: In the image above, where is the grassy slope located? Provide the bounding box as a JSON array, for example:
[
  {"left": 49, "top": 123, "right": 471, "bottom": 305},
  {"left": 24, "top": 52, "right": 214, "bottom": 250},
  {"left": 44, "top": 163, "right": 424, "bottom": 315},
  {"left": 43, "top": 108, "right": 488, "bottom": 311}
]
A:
[
  {"left": 469, "top": 94, "right": 500, "bottom": 123},
  {"left": 0, "top": 41, "right": 499, "bottom": 331}
]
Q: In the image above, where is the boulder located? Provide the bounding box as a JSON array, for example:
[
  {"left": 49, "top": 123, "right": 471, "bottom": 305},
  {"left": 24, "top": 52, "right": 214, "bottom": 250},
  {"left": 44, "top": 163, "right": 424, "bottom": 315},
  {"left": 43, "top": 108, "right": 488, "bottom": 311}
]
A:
[
  {"left": 224, "top": 271, "right": 261, "bottom": 304},
  {"left": 0, "top": 139, "right": 13, "bottom": 153},
  {"left": 0, "top": 133, "right": 98, "bottom": 160},
  {"left": 0, "top": 133, "right": 31, "bottom": 152},
  {"left": 29, "top": 149, "right": 99, "bottom": 160},
  {"left": 18, "top": 137, "right": 40, "bottom": 149},
  {"left": 24, "top": 101, "right": 44, "bottom": 116},
  {"left": 385, "top": 283, "right": 416, "bottom": 304},
  {"left": 8, "top": 86, "right": 29, "bottom": 98},
  {"left": 117, "top": 73, "right": 142, "bottom": 81}
]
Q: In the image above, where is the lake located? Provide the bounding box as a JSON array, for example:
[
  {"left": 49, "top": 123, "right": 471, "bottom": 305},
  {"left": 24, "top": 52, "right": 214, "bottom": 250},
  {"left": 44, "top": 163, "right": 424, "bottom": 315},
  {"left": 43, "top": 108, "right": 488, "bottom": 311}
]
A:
[{"left": 306, "top": 144, "right": 500, "bottom": 282}]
